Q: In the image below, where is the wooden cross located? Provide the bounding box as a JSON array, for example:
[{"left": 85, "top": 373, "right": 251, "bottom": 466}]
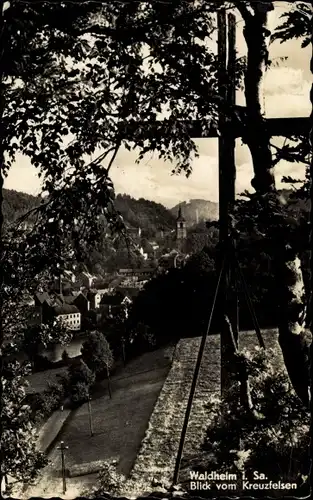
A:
[{"left": 170, "top": 9, "right": 310, "bottom": 486}]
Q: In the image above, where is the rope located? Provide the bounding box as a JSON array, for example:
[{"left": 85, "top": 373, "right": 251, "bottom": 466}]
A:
[{"left": 233, "top": 254, "right": 265, "bottom": 349}]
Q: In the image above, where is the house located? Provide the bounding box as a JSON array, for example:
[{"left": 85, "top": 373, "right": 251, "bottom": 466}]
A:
[
  {"left": 126, "top": 226, "right": 142, "bottom": 241},
  {"left": 34, "top": 291, "right": 54, "bottom": 323},
  {"left": 34, "top": 291, "right": 86, "bottom": 326},
  {"left": 53, "top": 304, "right": 81, "bottom": 331},
  {"left": 63, "top": 292, "right": 90, "bottom": 316},
  {"left": 25, "top": 305, "right": 42, "bottom": 325},
  {"left": 77, "top": 271, "right": 97, "bottom": 289},
  {"left": 146, "top": 241, "right": 160, "bottom": 259},
  {"left": 116, "top": 286, "right": 140, "bottom": 300},
  {"left": 100, "top": 290, "right": 132, "bottom": 316},
  {"left": 118, "top": 268, "right": 156, "bottom": 279},
  {"left": 87, "top": 289, "right": 108, "bottom": 310},
  {"left": 64, "top": 270, "right": 76, "bottom": 283},
  {"left": 158, "top": 249, "right": 188, "bottom": 270}
]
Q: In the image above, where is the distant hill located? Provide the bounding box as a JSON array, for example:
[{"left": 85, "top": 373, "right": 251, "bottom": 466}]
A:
[
  {"left": 115, "top": 194, "right": 176, "bottom": 237},
  {"left": 3, "top": 188, "right": 308, "bottom": 235},
  {"left": 3, "top": 189, "right": 176, "bottom": 237},
  {"left": 3, "top": 189, "right": 40, "bottom": 223},
  {"left": 171, "top": 199, "right": 218, "bottom": 225}
]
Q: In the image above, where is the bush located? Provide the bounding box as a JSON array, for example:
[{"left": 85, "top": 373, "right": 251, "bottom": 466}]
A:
[
  {"left": 29, "top": 381, "right": 66, "bottom": 424},
  {"left": 127, "top": 322, "right": 157, "bottom": 357},
  {"left": 62, "top": 350, "right": 70, "bottom": 364},
  {"left": 97, "top": 461, "right": 125, "bottom": 495},
  {"left": 70, "top": 381, "right": 91, "bottom": 404},
  {"left": 196, "top": 348, "right": 310, "bottom": 495}
]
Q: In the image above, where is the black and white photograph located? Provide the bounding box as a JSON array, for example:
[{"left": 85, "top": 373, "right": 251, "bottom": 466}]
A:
[{"left": 0, "top": 0, "right": 312, "bottom": 498}]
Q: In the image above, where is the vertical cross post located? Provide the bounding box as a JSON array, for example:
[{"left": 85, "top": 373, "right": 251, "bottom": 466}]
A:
[
  {"left": 218, "top": 8, "right": 233, "bottom": 397},
  {"left": 226, "top": 12, "right": 239, "bottom": 346}
]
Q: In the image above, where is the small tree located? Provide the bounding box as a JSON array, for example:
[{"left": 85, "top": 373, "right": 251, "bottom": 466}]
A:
[
  {"left": 81, "top": 331, "right": 114, "bottom": 397},
  {"left": 65, "top": 359, "right": 95, "bottom": 406}
]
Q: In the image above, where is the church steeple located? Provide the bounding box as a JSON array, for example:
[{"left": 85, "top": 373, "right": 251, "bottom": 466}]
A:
[
  {"left": 176, "top": 204, "right": 187, "bottom": 241},
  {"left": 177, "top": 204, "right": 185, "bottom": 223}
]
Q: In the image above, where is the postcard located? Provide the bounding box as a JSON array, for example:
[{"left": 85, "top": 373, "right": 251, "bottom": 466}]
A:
[{"left": 1, "top": 1, "right": 311, "bottom": 499}]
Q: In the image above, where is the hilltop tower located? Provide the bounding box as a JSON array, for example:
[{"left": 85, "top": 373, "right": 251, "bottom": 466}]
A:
[{"left": 176, "top": 205, "right": 187, "bottom": 245}]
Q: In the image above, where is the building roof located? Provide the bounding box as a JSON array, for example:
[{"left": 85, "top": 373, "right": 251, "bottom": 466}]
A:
[
  {"left": 35, "top": 292, "right": 51, "bottom": 304},
  {"left": 93, "top": 280, "right": 110, "bottom": 289},
  {"left": 116, "top": 287, "right": 139, "bottom": 299},
  {"left": 53, "top": 304, "right": 80, "bottom": 315},
  {"left": 100, "top": 291, "right": 125, "bottom": 306}
]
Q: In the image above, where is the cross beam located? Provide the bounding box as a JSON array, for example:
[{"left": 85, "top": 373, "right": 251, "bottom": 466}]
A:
[{"left": 122, "top": 115, "right": 309, "bottom": 140}]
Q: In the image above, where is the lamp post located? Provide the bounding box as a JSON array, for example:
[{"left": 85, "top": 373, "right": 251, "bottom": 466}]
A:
[
  {"left": 88, "top": 396, "right": 94, "bottom": 437},
  {"left": 57, "top": 441, "right": 68, "bottom": 494}
]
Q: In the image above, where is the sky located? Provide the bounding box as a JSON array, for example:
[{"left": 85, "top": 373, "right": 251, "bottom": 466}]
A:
[{"left": 4, "top": 2, "right": 312, "bottom": 208}]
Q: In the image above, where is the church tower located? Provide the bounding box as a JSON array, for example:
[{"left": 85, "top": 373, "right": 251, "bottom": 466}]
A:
[{"left": 176, "top": 205, "right": 187, "bottom": 245}]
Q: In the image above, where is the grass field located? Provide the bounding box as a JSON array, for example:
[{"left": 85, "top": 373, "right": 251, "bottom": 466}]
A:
[{"left": 21, "top": 344, "right": 175, "bottom": 498}]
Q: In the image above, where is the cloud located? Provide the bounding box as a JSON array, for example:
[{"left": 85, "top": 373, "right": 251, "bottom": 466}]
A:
[
  {"left": 4, "top": 154, "right": 42, "bottom": 195},
  {"left": 111, "top": 151, "right": 219, "bottom": 207}
]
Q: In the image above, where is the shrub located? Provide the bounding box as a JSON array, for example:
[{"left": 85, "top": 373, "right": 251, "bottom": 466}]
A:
[
  {"left": 197, "top": 348, "right": 310, "bottom": 494},
  {"left": 62, "top": 349, "right": 70, "bottom": 364},
  {"left": 29, "top": 381, "right": 66, "bottom": 424},
  {"left": 97, "top": 461, "right": 125, "bottom": 495},
  {"left": 70, "top": 381, "right": 91, "bottom": 404}
]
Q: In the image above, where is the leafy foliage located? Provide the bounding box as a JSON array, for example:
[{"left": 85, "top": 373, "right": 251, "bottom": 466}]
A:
[
  {"left": 200, "top": 348, "right": 310, "bottom": 489},
  {"left": 3, "top": 189, "right": 40, "bottom": 223},
  {"left": 22, "top": 320, "right": 73, "bottom": 364},
  {"left": 1, "top": 0, "right": 311, "bottom": 487},
  {"left": 28, "top": 381, "right": 66, "bottom": 425},
  {"left": 65, "top": 359, "right": 95, "bottom": 405},
  {"left": 97, "top": 460, "right": 125, "bottom": 496},
  {"left": 81, "top": 331, "right": 114, "bottom": 377},
  {"left": 1, "top": 360, "right": 48, "bottom": 485},
  {"left": 271, "top": 2, "right": 312, "bottom": 47},
  {"left": 115, "top": 194, "right": 176, "bottom": 237}
]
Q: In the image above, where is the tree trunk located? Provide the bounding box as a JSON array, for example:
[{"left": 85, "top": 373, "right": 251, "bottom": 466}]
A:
[{"left": 239, "top": 2, "right": 310, "bottom": 407}]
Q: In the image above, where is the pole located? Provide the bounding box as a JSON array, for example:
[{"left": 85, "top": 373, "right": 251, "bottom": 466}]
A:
[
  {"left": 106, "top": 365, "right": 112, "bottom": 399},
  {"left": 121, "top": 337, "right": 126, "bottom": 366},
  {"left": 172, "top": 261, "right": 225, "bottom": 485},
  {"left": 227, "top": 13, "right": 238, "bottom": 347},
  {"left": 57, "top": 441, "right": 68, "bottom": 494},
  {"left": 218, "top": 8, "right": 234, "bottom": 398},
  {"left": 88, "top": 397, "right": 94, "bottom": 437}
]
